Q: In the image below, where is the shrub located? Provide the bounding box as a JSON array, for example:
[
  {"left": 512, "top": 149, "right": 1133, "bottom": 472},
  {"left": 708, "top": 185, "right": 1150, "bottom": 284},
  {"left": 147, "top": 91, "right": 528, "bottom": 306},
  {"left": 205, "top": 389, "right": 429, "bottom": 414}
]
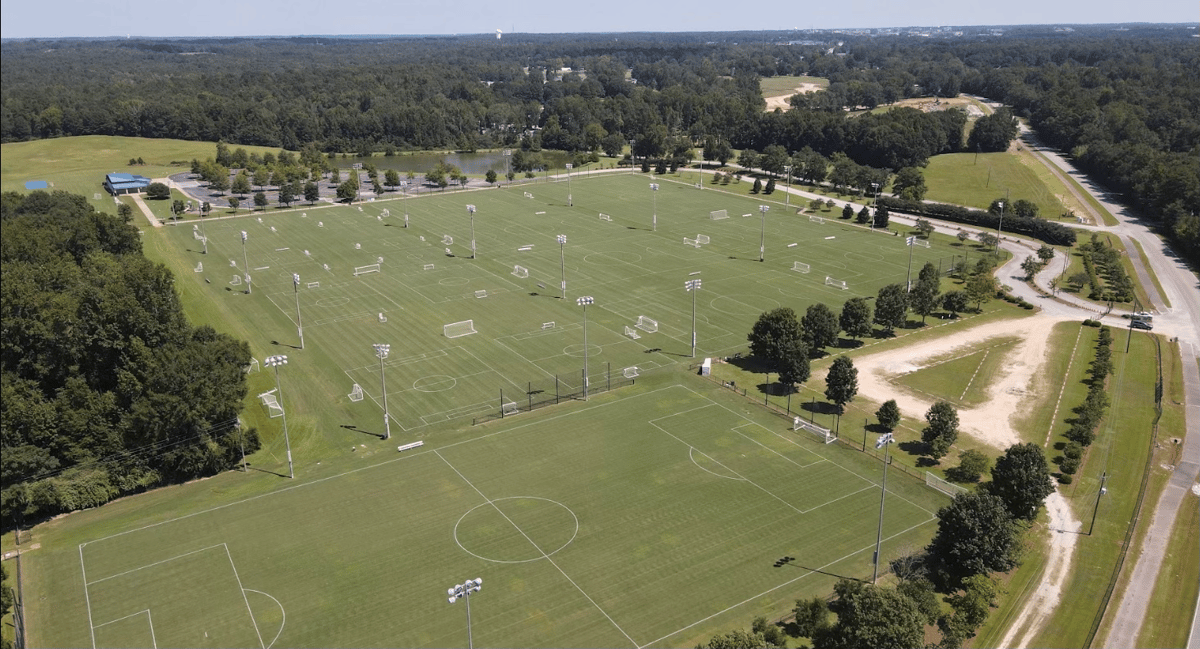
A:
[
  {"left": 1063, "top": 441, "right": 1084, "bottom": 460},
  {"left": 1058, "top": 473, "right": 1073, "bottom": 484}
]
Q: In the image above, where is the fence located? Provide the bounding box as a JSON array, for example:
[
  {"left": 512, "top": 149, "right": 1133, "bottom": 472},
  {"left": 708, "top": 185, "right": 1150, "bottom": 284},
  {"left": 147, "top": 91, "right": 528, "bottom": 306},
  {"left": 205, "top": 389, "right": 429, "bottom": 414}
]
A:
[{"left": 473, "top": 363, "right": 635, "bottom": 425}]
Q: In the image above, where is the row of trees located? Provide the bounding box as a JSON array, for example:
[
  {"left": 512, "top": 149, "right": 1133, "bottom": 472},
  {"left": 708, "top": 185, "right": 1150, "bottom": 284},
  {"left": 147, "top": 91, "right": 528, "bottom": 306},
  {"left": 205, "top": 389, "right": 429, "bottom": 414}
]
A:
[{"left": 1, "top": 191, "right": 258, "bottom": 526}]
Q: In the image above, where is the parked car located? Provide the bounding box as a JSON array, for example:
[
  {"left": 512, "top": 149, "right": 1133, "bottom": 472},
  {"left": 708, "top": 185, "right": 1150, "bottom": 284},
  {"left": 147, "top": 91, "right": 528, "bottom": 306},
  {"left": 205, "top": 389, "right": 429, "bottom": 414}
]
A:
[{"left": 1131, "top": 320, "right": 1153, "bottom": 330}]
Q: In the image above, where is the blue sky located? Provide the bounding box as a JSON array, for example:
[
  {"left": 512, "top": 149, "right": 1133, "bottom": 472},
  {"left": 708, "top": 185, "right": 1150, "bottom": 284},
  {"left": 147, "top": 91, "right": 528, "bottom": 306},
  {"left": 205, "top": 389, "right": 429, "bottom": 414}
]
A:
[{"left": 2, "top": 0, "right": 1195, "bottom": 39}]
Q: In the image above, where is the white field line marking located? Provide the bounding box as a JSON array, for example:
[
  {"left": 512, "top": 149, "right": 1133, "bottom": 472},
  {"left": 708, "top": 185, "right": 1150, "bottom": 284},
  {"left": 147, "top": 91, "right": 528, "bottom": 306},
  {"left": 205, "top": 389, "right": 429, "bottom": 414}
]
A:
[
  {"left": 958, "top": 350, "right": 990, "bottom": 401},
  {"left": 147, "top": 609, "right": 159, "bottom": 649},
  {"left": 1044, "top": 326, "right": 1084, "bottom": 447},
  {"left": 80, "top": 544, "right": 98, "bottom": 649},
  {"left": 637, "top": 516, "right": 936, "bottom": 649},
  {"left": 689, "top": 447, "right": 746, "bottom": 481},
  {"left": 85, "top": 543, "right": 227, "bottom": 585},
  {"left": 226, "top": 544, "right": 266, "bottom": 649},
  {"left": 434, "top": 450, "right": 638, "bottom": 648},
  {"left": 93, "top": 608, "right": 151, "bottom": 628},
  {"left": 243, "top": 589, "right": 286, "bottom": 649},
  {"left": 731, "top": 423, "right": 824, "bottom": 469}
]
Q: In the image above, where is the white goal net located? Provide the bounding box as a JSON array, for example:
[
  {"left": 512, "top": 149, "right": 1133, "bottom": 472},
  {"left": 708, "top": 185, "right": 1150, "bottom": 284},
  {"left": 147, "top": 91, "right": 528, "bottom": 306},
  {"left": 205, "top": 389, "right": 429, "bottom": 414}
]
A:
[
  {"left": 258, "top": 390, "right": 284, "bottom": 418},
  {"left": 794, "top": 417, "right": 835, "bottom": 444},
  {"left": 442, "top": 234, "right": 454, "bottom": 245},
  {"left": 926, "top": 471, "right": 967, "bottom": 496},
  {"left": 636, "top": 316, "right": 658, "bottom": 333},
  {"left": 710, "top": 209, "right": 728, "bottom": 220},
  {"left": 810, "top": 215, "right": 825, "bottom": 224},
  {"left": 696, "top": 234, "right": 710, "bottom": 244},
  {"left": 444, "top": 320, "right": 477, "bottom": 338},
  {"left": 348, "top": 384, "right": 364, "bottom": 402},
  {"left": 502, "top": 401, "right": 520, "bottom": 417},
  {"left": 512, "top": 265, "right": 529, "bottom": 278},
  {"left": 683, "top": 237, "right": 701, "bottom": 248},
  {"left": 825, "top": 276, "right": 849, "bottom": 290},
  {"left": 792, "top": 261, "right": 811, "bottom": 273},
  {"left": 625, "top": 326, "right": 641, "bottom": 339},
  {"left": 354, "top": 263, "right": 381, "bottom": 276}
]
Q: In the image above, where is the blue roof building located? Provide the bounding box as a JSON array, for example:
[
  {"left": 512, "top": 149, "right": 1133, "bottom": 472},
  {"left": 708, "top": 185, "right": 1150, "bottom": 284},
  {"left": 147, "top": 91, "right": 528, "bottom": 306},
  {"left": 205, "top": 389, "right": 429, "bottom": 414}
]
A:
[{"left": 104, "top": 172, "right": 152, "bottom": 195}]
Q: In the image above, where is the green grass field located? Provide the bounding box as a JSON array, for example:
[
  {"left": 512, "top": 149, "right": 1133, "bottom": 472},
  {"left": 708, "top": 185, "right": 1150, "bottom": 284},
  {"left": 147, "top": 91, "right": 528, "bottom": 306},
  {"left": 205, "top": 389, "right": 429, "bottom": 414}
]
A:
[
  {"left": 923, "top": 152, "right": 1068, "bottom": 223},
  {"left": 22, "top": 171, "right": 963, "bottom": 648}
]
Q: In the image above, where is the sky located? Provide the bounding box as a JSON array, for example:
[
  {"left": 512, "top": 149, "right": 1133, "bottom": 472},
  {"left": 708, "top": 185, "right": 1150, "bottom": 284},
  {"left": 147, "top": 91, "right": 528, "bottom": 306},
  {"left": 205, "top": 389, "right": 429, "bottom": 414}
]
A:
[{"left": 1, "top": 0, "right": 1195, "bottom": 39}]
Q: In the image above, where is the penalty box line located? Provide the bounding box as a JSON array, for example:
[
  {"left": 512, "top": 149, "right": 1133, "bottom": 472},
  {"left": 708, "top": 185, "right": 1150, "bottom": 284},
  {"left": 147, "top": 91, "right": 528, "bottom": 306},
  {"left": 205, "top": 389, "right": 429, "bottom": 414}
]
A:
[{"left": 434, "top": 449, "right": 639, "bottom": 648}]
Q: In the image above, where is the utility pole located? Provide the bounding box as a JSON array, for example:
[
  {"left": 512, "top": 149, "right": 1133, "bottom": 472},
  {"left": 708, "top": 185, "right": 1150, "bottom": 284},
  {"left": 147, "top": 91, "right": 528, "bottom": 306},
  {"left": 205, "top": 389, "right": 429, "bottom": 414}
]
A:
[
  {"left": 872, "top": 432, "right": 894, "bottom": 584},
  {"left": 1088, "top": 472, "right": 1108, "bottom": 535}
]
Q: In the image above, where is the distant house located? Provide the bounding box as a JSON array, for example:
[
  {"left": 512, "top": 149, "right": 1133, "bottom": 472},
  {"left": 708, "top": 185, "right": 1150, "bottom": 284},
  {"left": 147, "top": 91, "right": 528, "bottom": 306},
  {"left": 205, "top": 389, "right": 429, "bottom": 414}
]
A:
[{"left": 104, "top": 172, "right": 152, "bottom": 195}]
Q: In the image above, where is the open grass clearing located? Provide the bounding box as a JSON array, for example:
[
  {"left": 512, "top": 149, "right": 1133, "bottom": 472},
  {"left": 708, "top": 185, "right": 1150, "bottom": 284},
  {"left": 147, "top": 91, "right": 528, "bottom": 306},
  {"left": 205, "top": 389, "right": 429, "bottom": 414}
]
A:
[
  {"left": 888, "top": 336, "right": 1020, "bottom": 408},
  {"left": 761, "top": 75, "right": 828, "bottom": 110},
  {"left": 923, "top": 152, "right": 1070, "bottom": 223}
]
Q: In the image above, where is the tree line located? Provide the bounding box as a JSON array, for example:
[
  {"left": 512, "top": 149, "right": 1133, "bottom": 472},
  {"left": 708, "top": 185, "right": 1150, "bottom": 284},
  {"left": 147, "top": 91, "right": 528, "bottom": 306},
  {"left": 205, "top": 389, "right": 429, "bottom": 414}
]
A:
[{"left": 0, "top": 191, "right": 258, "bottom": 527}]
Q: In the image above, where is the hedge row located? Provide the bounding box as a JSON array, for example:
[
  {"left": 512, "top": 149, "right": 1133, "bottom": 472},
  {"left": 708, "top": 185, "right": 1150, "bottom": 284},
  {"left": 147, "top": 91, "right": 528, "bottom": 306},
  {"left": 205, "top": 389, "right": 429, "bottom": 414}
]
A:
[{"left": 877, "top": 197, "right": 1077, "bottom": 247}]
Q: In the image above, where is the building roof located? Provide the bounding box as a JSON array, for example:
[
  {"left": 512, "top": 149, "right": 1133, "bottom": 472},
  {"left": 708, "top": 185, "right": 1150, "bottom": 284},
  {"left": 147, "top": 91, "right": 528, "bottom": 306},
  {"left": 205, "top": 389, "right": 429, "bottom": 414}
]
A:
[{"left": 105, "top": 172, "right": 152, "bottom": 190}]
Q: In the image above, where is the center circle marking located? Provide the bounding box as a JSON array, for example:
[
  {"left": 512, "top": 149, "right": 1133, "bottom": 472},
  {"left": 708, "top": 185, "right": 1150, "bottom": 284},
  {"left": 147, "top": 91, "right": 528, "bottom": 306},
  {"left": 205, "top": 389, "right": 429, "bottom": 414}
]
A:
[
  {"left": 563, "top": 343, "right": 603, "bottom": 358},
  {"left": 413, "top": 375, "right": 457, "bottom": 392},
  {"left": 439, "top": 277, "right": 470, "bottom": 286},
  {"left": 454, "top": 497, "right": 579, "bottom": 563},
  {"left": 583, "top": 251, "right": 642, "bottom": 265}
]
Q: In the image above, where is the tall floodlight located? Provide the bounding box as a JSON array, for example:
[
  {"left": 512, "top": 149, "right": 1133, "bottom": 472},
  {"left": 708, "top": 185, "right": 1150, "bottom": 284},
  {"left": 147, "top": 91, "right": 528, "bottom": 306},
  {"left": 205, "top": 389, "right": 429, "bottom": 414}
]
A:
[
  {"left": 565, "top": 163, "right": 573, "bottom": 206},
  {"left": 870, "top": 182, "right": 881, "bottom": 231},
  {"left": 649, "top": 183, "right": 659, "bottom": 231},
  {"left": 783, "top": 165, "right": 791, "bottom": 206},
  {"left": 629, "top": 140, "right": 636, "bottom": 174},
  {"left": 905, "top": 236, "right": 917, "bottom": 292},
  {"left": 685, "top": 278, "right": 702, "bottom": 358},
  {"left": 577, "top": 296, "right": 594, "bottom": 399},
  {"left": 557, "top": 234, "right": 568, "bottom": 299},
  {"left": 872, "top": 432, "right": 895, "bottom": 583},
  {"left": 994, "top": 200, "right": 1005, "bottom": 258},
  {"left": 240, "top": 230, "right": 251, "bottom": 294},
  {"left": 758, "top": 205, "right": 769, "bottom": 262},
  {"left": 373, "top": 344, "right": 391, "bottom": 440},
  {"left": 503, "top": 149, "right": 512, "bottom": 185},
  {"left": 401, "top": 181, "right": 410, "bottom": 226},
  {"left": 264, "top": 355, "right": 293, "bottom": 478},
  {"left": 466, "top": 204, "right": 477, "bottom": 259},
  {"left": 293, "top": 273, "right": 304, "bottom": 349},
  {"left": 447, "top": 578, "right": 483, "bottom": 649}
]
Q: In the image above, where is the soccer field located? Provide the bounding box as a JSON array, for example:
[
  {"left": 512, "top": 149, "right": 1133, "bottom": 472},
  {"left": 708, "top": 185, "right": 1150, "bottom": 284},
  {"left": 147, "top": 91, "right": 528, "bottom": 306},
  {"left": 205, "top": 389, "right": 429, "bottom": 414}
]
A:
[
  {"left": 27, "top": 173, "right": 959, "bottom": 648},
  {"left": 182, "top": 173, "right": 955, "bottom": 432},
  {"left": 65, "top": 385, "right": 945, "bottom": 648}
]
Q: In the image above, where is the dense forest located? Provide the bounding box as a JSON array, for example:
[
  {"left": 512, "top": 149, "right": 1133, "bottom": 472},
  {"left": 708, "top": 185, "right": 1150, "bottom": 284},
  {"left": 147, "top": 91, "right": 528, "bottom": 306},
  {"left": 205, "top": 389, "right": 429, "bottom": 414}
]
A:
[
  {"left": 0, "top": 191, "right": 257, "bottom": 527},
  {"left": 3, "top": 26, "right": 1194, "bottom": 258}
]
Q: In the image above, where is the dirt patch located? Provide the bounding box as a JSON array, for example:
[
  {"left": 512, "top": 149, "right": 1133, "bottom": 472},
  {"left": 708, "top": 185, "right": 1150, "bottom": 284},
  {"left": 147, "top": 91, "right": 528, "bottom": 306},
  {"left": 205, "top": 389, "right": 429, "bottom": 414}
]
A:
[
  {"left": 763, "top": 83, "right": 824, "bottom": 111},
  {"left": 998, "top": 492, "right": 1081, "bottom": 648}
]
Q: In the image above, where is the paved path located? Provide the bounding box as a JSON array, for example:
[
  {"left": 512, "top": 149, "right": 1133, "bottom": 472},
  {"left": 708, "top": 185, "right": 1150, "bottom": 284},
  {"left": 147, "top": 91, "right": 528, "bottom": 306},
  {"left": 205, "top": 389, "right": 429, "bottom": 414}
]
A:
[{"left": 129, "top": 192, "right": 162, "bottom": 228}]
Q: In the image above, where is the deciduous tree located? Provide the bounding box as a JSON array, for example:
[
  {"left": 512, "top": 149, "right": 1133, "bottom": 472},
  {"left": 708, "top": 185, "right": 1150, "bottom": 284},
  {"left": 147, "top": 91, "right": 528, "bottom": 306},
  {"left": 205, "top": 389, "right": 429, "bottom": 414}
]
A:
[
  {"left": 986, "top": 443, "right": 1055, "bottom": 521},
  {"left": 824, "top": 356, "right": 858, "bottom": 414},
  {"left": 814, "top": 579, "right": 925, "bottom": 649},
  {"left": 840, "top": 297, "right": 873, "bottom": 340},
  {"left": 876, "top": 399, "right": 900, "bottom": 431},
  {"left": 874, "top": 283, "right": 909, "bottom": 335},
  {"left": 802, "top": 303, "right": 840, "bottom": 354},
  {"left": 748, "top": 307, "right": 803, "bottom": 370},
  {"left": 911, "top": 262, "right": 941, "bottom": 323},
  {"left": 928, "top": 492, "right": 1020, "bottom": 586},
  {"left": 922, "top": 400, "right": 959, "bottom": 461}
]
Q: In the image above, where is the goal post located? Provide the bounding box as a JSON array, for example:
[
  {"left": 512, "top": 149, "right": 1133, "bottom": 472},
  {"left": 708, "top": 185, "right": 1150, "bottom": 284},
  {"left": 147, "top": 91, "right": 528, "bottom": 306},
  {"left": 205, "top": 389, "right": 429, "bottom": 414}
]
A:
[
  {"left": 792, "top": 261, "right": 811, "bottom": 273},
  {"left": 512, "top": 265, "right": 529, "bottom": 278},
  {"left": 636, "top": 315, "right": 658, "bottom": 333},
  {"left": 926, "top": 471, "right": 967, "bottom": 496},
  {"left": 809, "top": 215, "right": 825, "bottom": 224},
  {"left": 348, "top": 384, "right": 364, "bottom": 402},
  {"left": 444, "top": 320, "right": 477, "bottom": 338},
  {"left": 709, "top": 209, "right": 728, "bottom": 220},
  {"left": 696, "top": 234, "right": 710, "bottom": 244},
  {"left": 825, "top": 276, "right": 849, "bottom": 290},
  {"left": 624, "top": 326, "right": 641, "bottom": 339},
  {"left": 354, "top": 263, "right": 381, "bottom": 276},
  {"left": 793, "top": 417, "right": 835, "bottom": 444}
]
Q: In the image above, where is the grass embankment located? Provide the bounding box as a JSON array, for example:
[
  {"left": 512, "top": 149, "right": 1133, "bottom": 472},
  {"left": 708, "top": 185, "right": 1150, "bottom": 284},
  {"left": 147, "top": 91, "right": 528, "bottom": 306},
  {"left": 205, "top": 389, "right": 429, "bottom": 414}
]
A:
[{"left": 923, "top": 152, "right": 1068, "bottom": 223}]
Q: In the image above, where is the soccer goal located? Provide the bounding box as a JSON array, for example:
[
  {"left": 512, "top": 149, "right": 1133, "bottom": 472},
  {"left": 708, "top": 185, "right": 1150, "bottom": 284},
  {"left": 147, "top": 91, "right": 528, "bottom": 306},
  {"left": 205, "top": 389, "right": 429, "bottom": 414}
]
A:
[
  {"left": 423, "top": 264, "right": 435, "bottom": 271},
  {"left": 348, "top": 384, "right": 364, "bottom": 402},
  {"left": 194, "top": 262, "right": 203, "bottom": 273},
  {"left": 444, "top": 320, "right": 477, "bottom": 338},
  {"left": 913, "top": 238, "right": 931, "bottom": 248},
  {"left": 259, "top": 390, "right": 284, "bottom": 418},
  {"left": 825, "top": 276, "right": 849, "bottom": 290},
  {"left": 442, "top": 235, "right": 454, "bottom": 245},
  {"left": 354, "top": 263, "right": 381, "bottom": 277},
  {"left": 475, "top": 290, "right": 488, "bottom": 299},
  {"left": 809, "top": 215, "right": 825, "bottom": 224},
  {"left": 683, "top": 237, "right": 700, "bottom": 248},
  {"left": 598, "top": 213, "right": 612, "bottom": 222},
  {"left": 710, "top": 209, "right": 729, "bottom": 220},
  {"left": 355, "top": 243, "right": 362, "bottom": 249},
  {"left": 625, "top": 326, "right": 641, "bottom": 339},
  {"left": 524, "top": 192, "right": 534, "bottom": 199},
  {"left": 794, "top": 417, "right": 835, "bottom": 444},
  {"left": 244, "top": 358, "right": 260, "bottom": 373},
  {"left": 502, "top": 401, "right": 520, "bottom": 417},
  {"left": 380, "top": 209, "right": 390, "bottom": 218},
  {"left": 512, "top": 265, "right": 529, "bottom": 278},
  {"left": 307, "top": 282, "right": 320, "bottom": 289},
  {"left": 230, "top": 275, "right": 242, "bottom": 286},
  {"left": 636, "top": 316, "right": 658, "bottom": 334},
  {"left": 926, "top": 471, "right": 967, "bottom": 496},
  {"left": 623, "top": 366, "right": 640, "bottom": 379},
  {"left": 378, "top": 312, "right": 387, "bottom": 323},
  {"left": 696, "top": 234, "right": 710, "bottom": 244},
  {"left": 792, "top": 261, "right": 811, "bottom": 273}
]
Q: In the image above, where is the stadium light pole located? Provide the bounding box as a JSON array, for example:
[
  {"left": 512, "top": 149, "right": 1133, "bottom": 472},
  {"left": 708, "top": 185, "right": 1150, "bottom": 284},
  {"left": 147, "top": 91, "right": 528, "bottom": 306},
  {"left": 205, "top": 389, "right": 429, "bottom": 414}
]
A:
[
  {"left": 783, "top": 165, "right": 791, "bottom": 206},
  {"left": 565, "top": 163, "right": 573, "bottom": 206},
  {"left": 466, "top": 204, "right": 477, "bottom": 259},
  {"left": 293, "top": 273, "right": 304, "bottom": 349},
  {"left": 447, "top": 578, "right": 483, "bottom": 649},
  {"left": 503, "top": 149, "right": 512, "bottom": 185},
  {"left": 401, "top": 181, "right": 409, "bottom": 227},
  {"left": 758, "top": 205, "right": 769, "bottom": 262},
  {"left": 649, "top": 183, "right": 659, "bottom": 232},
  {"left": 373, "top": 344, "right": 391, "bottom": 440},
  {"left": 240, "top": 230, "right": 251, "bottom": 294},
  {"left": 905, "top": 235, "right": 917, "bottom": 292},
  {"left": 870, "top": 182, "right": 880, "bottom": 231},
  {"left": 994, "top": 200, "right": 1005, "bottom": 259},
  {"left": 685, "top": 278, "right": 702, "bottom": 358},
  {"left": 872, "top": 432, "right": 895, "bottom": 583},
  {"left": 629, "top": 140, "right": 635, "bottom": 174},
  {"left": 264, "top": 355, "right": 294, "bottom": 478},
  {"left": 557, "top": 234, "right": 568, "bottom": 299},
  {"left": 577, "top": 296, "right": 594, "bottom": 399}
]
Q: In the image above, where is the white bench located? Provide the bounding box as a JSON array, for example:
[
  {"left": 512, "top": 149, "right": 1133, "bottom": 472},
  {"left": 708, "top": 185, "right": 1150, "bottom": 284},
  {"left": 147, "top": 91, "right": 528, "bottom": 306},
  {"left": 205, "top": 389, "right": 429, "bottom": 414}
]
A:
[{"left": 397, "top": 441, "right": 425, "bottom": 452}]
